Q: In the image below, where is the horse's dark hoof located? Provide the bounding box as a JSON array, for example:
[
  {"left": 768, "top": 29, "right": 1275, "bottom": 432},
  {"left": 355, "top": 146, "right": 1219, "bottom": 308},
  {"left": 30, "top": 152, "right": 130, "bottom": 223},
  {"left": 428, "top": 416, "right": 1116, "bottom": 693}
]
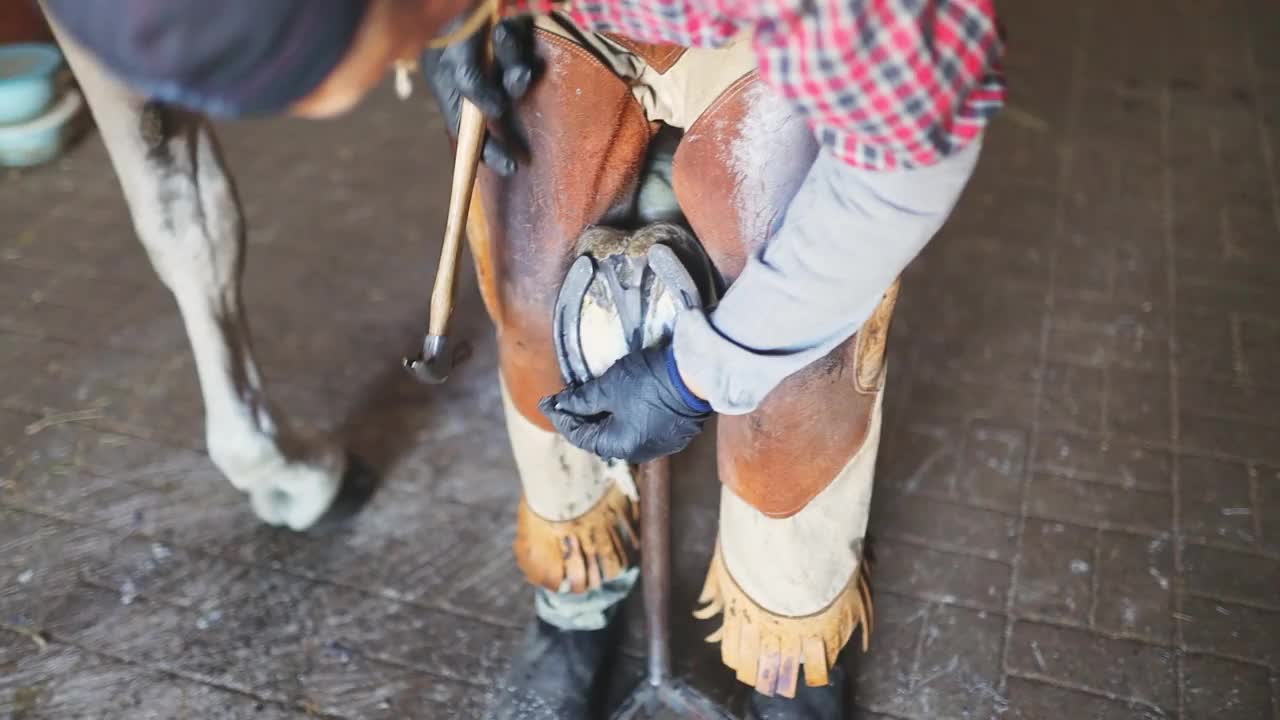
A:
[{"left": 310, "top": 452, "right": 380, "bottom": 531}]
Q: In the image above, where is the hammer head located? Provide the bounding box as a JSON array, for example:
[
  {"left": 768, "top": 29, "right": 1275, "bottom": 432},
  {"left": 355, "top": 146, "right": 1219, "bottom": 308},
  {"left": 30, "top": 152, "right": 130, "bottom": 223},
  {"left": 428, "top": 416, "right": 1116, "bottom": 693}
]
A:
[{"left": 403, "top": 334, "right": 452, "bottom": 384}]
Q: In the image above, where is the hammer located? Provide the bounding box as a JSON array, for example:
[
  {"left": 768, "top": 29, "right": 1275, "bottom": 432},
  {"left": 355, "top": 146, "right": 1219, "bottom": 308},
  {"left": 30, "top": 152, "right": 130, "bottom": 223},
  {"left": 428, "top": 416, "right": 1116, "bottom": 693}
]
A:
[{"left": 404, "top": 97, "right": 486, "bottom": 383}]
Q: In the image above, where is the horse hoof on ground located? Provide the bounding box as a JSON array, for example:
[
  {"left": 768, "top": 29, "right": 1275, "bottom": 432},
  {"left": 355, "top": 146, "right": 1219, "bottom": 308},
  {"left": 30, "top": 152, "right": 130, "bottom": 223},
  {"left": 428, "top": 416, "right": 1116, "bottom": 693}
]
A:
[{"left": 245, "top": 452, "right": 347, "bottom": 531}]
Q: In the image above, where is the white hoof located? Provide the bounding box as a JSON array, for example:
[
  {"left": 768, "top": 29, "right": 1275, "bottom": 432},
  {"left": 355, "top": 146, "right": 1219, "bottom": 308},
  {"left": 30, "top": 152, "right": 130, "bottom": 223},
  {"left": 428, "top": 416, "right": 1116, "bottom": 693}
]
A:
[
  {"left": 245, "top": 456, "right": 344, "bottom": 530},
  {"left": 211, "top": 438, "right": 345, "bottom": 531}
]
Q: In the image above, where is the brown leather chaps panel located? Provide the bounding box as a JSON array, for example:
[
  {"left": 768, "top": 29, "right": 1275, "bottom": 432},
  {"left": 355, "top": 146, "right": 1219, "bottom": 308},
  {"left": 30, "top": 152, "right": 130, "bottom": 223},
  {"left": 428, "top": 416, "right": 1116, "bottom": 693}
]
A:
[
  {"left": 715, "top": 286, "right": 898, "bottom": 519},
  {"left": 670, "top": 73, "right": 818, "bottom": 283},
  {"left": 469, "top": 29, "right": 653, "bottom": 432},
  {"left": 671, "top": 73, "right": 897, "bottom": 519}
]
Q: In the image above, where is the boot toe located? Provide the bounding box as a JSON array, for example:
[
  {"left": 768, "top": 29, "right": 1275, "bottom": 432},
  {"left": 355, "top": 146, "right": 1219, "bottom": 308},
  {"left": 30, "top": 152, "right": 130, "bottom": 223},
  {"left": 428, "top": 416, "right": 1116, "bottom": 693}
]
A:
[
  {"left": 486, "top": 618, "right": 619, "bottom": 720},
  {"left": 745, "top": 663, "right": 847, "bottom": 720}
]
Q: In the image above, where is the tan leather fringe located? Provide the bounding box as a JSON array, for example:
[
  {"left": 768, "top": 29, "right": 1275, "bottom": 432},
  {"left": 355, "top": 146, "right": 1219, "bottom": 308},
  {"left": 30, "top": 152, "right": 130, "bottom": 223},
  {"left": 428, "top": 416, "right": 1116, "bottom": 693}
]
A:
[
  {"left": 693, "top": 543, "right": 873, "bottom": 698},
  {"left": 513, "top": 485, "right": 639, "bottom": 594}
]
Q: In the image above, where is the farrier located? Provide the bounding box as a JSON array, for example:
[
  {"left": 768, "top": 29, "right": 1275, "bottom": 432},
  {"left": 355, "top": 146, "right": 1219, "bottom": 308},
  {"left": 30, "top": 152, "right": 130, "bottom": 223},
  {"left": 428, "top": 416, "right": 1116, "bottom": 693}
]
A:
[{"left": 43, "top": 1, "right": 1005, "bottom": 717}]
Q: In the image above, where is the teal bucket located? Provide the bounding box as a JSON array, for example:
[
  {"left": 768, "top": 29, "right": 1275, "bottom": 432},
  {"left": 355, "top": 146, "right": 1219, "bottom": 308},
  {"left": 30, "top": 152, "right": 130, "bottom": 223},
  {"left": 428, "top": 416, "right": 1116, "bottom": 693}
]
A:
[
  {"left": 0, "top": 43, "right": 64, "bottom": 125},
  {"left": 0, "top": 89, "right": 82, "bottom": 168}
]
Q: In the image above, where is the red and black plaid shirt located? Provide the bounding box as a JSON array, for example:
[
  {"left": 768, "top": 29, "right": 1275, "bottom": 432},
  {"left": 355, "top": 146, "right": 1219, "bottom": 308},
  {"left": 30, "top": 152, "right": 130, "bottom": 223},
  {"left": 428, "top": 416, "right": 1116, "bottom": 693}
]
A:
[{"left": 507, "top": 0, "right": 1005, "bottom": 170}]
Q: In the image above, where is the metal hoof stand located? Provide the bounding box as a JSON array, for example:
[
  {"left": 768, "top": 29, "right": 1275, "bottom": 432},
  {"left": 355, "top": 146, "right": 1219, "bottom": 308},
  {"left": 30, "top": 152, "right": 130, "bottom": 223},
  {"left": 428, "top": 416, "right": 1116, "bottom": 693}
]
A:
[{"left": 611, "top": 458, "right": 735, "bottom": 720}]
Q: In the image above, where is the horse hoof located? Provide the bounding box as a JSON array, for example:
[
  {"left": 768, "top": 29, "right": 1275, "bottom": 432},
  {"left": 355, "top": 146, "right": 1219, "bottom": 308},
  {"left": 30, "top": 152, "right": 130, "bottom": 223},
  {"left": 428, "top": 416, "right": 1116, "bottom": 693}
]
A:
[{"left": 244, "top": 452, "right": 346, "bottom": 531}]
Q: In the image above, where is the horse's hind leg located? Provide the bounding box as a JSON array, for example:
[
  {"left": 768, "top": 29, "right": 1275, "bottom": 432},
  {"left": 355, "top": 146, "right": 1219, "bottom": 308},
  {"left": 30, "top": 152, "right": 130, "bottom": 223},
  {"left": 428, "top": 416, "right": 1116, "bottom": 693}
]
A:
[{"left": 48, "top": 15, "right": 347, "bottom": 530}]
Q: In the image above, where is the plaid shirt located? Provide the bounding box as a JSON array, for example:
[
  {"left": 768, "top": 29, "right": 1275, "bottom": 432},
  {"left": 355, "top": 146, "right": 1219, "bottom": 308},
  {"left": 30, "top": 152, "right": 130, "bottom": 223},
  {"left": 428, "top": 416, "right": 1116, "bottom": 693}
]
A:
[{"left": 507, "top": 0, "right": 1005, "bottom": 170}]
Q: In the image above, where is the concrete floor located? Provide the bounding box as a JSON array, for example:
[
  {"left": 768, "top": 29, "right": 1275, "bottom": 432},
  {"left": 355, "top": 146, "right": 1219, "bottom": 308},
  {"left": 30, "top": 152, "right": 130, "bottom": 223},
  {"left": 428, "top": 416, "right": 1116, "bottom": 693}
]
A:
[{"left": 3, "top": 1, "right": 1280, "bottom": 718}]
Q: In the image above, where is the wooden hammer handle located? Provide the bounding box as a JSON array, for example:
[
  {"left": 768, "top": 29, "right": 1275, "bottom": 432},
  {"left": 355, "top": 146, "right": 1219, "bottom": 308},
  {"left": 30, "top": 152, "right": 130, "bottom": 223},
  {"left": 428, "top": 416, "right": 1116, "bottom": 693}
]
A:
[{"left": 427, "top": 98, "right": 486, "bottom": 337}]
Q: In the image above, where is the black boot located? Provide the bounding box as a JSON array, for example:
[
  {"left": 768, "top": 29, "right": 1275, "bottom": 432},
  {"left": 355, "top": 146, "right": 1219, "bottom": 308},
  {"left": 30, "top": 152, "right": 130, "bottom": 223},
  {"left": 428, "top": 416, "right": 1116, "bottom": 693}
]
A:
[
  {"left": 486, "top": 616, "right": 621, "bottom": 720},
  {"left": 744, "top": 663, "right": 847, "bottom": 720}
]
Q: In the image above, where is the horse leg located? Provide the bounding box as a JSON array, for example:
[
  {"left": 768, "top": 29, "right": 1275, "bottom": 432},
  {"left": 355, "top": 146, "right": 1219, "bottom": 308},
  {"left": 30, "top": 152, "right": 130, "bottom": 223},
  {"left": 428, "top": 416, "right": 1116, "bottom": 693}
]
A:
[{"left": 48, "top": 16, "right": 346, "bottom": 530}]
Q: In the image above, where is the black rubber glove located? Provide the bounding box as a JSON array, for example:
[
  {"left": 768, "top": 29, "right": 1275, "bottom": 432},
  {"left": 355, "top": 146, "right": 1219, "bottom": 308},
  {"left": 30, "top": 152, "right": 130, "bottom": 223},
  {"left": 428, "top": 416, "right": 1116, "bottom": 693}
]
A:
[
  {"left": 540, "top": 343, "right": 713, "bottom": 463},
  {"left": 421, "top": 13, "right": 539, "bottom": 176}
]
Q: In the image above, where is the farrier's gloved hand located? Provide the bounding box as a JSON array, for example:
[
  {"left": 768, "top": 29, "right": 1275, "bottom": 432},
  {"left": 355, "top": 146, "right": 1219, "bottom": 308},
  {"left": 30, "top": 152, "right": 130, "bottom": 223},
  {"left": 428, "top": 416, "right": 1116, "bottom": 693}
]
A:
[
  {"left": 421, "top": 11, "right": 539, "bottom": 176},
  {"left": 539, "top": 343, "right": 713, "bottom": 463}
]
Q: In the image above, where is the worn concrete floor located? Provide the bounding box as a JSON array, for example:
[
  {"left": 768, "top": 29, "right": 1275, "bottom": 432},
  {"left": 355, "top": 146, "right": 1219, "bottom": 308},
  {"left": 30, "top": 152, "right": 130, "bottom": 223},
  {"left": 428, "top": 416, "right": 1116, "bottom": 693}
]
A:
[{"left": 3, "top": 1, "right": 1280, "bottom": 718}]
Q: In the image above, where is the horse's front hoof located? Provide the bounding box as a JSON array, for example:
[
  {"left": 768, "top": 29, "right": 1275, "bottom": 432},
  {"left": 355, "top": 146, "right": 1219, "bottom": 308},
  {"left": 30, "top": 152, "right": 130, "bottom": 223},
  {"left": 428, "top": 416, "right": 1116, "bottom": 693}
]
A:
[{"left": 244, "top": 452, "right": 346, "bottom": 531}]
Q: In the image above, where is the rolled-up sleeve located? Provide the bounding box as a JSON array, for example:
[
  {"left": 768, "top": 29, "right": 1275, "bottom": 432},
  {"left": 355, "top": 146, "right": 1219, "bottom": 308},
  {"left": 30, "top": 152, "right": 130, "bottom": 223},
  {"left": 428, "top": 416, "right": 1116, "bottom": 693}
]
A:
[{"left": 673, "top": 135, "right": 983, "bottom": 414}]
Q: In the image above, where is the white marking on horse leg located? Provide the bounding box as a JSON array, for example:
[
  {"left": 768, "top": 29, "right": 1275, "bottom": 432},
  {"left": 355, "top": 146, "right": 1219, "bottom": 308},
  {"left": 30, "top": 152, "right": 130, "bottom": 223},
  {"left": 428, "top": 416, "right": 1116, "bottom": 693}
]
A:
[{"left": 48, "top": 15, "right": 344, "bottom": 530}]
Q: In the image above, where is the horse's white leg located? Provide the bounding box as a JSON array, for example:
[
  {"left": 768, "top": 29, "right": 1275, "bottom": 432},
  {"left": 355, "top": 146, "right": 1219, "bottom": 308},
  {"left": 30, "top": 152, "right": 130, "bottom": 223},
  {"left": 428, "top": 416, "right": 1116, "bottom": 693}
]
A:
[{"left": 49, "top": 17, "right": 345, "bottom": 530}]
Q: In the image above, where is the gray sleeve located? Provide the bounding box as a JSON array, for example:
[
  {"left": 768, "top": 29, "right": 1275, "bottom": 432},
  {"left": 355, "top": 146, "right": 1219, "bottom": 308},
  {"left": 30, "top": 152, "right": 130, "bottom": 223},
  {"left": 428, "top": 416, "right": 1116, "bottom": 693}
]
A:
[{"left": 671, "top": 135, "right": 984, "bottom": 415}]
